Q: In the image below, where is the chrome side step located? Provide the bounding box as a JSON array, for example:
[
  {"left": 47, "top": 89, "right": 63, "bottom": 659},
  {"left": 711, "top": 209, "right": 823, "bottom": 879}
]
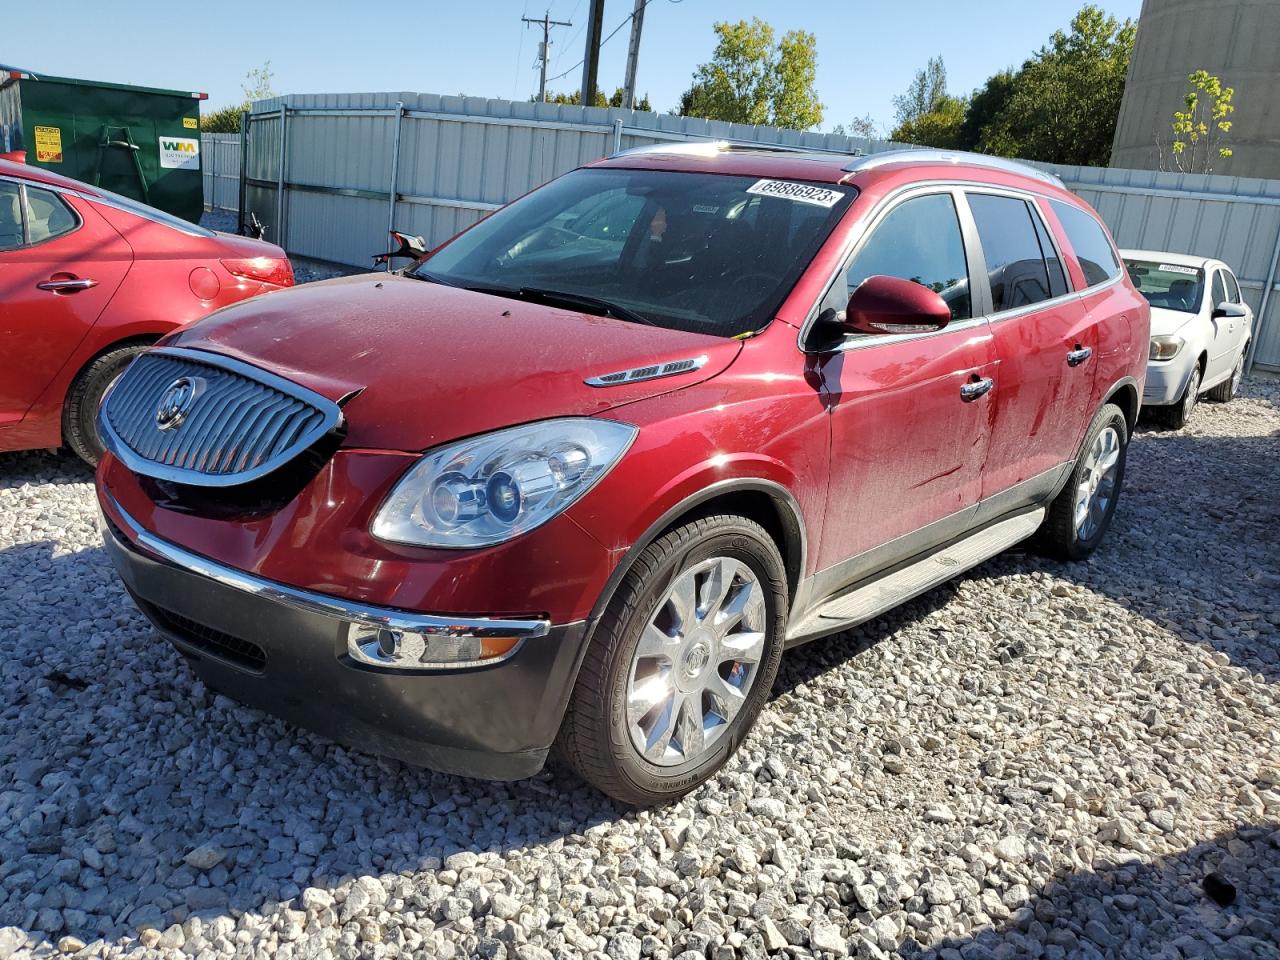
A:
[{"left": 786, "top": 508, "right": 1045, "bottom": 644}]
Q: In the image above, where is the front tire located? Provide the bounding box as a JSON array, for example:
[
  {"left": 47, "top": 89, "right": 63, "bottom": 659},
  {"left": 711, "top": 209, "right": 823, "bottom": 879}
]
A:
[
  {"left": 557, "top": 514, "right": 787, "bottom": 806},
  {"left": 1037, "top": 403, "right": 1128, "bottom": 561},
  {"left": 1162, "top": 363, "right": 1201, "bottom": 429},
  {"left": 62, "top": 344, "right": 150, "bottom": 465}
]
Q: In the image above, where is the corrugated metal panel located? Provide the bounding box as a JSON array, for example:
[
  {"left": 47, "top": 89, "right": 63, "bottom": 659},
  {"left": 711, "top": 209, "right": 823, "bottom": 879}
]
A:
[
  {"left": 200, "top": 133, "right": 241, "bottom": 213},
  {"left": 233, "top": 92, "right": 1280, "bottom": 370}
]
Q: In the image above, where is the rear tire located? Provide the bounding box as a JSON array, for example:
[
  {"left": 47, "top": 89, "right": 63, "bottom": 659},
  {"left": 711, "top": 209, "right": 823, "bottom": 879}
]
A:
[
  {"left": 62, "top": 344, "right": 150, "bottom": 466},
  {"left": 1037, "top": 403, "right": 1128, "bottom": 561},
  {"left": 557, "top": 514, "right": 787, "bottom": 806},
  {"left": 1206, "top": 349, "right": 1245, "bottom": 403},
  {"left": 1161, "top": 363, "right": 1201, "bottom": 429}
]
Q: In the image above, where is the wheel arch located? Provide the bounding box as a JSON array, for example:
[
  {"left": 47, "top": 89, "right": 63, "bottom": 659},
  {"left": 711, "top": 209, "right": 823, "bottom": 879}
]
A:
[
  {"left": 61, "top": 333, "right": 164, "bottom": 439},
  {"left": 1102, "top": 376, "right": 1140, "bottom": 433}
]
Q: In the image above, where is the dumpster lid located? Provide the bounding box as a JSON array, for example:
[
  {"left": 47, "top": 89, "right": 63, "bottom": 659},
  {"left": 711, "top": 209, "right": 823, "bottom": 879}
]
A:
[{"left": 0, "top": 65, "right": 207, "bottom": 99}]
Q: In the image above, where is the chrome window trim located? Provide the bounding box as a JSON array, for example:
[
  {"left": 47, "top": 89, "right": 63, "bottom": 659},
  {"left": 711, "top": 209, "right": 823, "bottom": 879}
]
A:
[
  {"left": 101, "top": 491, "right": 551, "bottom": 666},
  {"left": 98, "top": 346, "right": 344, "bottom": 488},
  {"left": 797, "top": 178, "right": 1122, "bottom": 354},
  {"left": 0, "top": 172, "right": 213, "bottom": 238},
  {"left": 0, "top": 178, "right": 84, "bottom": 251}
]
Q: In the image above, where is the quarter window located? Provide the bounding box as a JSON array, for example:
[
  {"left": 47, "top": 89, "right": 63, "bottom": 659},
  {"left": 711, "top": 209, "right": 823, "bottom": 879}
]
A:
[
  {"left": 967, "top": 193, "right": 1055, "bottom": 312},
  {"left": 1049, "top": 200, "right": 1121, "bottom": 287},
  {"left": 24, "top": 186, "right": 78, "bottom": 244},
  {"left": 1224, "top": 270, "right": 1242, "bottom": 303},
  {"left": 843, "top": 193, "right": 971, "bottom": 321},
  {"left": 0, "top": 182, "right": 21, "bottom": 251}
]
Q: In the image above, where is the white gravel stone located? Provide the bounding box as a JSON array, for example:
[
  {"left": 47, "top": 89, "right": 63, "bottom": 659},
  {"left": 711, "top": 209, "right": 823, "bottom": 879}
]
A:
[{"left": 1, "top": 373, "right": 1278, "bottom": 960}]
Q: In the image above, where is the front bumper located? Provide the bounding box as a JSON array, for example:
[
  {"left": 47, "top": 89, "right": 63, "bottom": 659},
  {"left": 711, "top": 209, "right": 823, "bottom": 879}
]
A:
[
  {"left": 1142, "top": 357, "right": 1195, "bottom": 406},
  {"left": 99, "top": 492, "right": 589, "bottom": 780}
]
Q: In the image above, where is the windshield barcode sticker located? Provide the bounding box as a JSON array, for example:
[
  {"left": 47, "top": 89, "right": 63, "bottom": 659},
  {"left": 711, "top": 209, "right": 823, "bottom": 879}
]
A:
[
  {"left": 746, "top": 179, "right": 843, "bottom": 207},
  {"left": 1158, "top": 263, "right": 1198, "bottom": 275}
]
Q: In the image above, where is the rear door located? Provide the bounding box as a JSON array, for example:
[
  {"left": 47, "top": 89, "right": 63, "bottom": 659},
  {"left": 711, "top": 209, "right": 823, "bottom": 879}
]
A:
[
  {"left": 1223, "top": 268, "right": 1253, "bottom": 359},
  {"left": 0, "top": 179, "right": 132, "bottom": 424},
  {"left": 813, "top": 189, "right": 997, "bottom": 587},
  {"left": 967, "top": 190, "right": 1097, "bottom": 514}
]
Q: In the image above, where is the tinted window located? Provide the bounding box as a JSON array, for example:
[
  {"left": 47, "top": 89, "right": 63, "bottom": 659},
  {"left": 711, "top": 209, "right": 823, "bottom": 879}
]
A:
[
  {"left": 25, "top": 186, "right": 78, "bottom": 244},
  {"left": 1212, "top": 271, "right": 1227, "bottom": 308},
  {"left": 844, "top": 193, "right": 971, "bottom": 321},
  {"left": 1224, "top": 270, "right": 1241, "bottom": 303},
  {"left": 0, "top": 181, "right": 21, "bottom": 251},
  {"left": 1050, "top": 200, "right": 1120, "bottom": 287},
  {"left": 1030, "top": 204, "right": 1069, "bottom": 297},
  {"left": 1124, "top": 259, "right": 1204, "bottom": 313},
  {"left": 968, "top": 193, "right": 1053, "bottom": 312}
]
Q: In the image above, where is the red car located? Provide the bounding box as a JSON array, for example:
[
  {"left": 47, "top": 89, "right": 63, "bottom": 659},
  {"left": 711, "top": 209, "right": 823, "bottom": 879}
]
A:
[
  {"left": 96, "top": 146, "right": 1148, "bottom": 804},
  {"left": 0, "top": 158, "right": 292, "bottom": 464}
]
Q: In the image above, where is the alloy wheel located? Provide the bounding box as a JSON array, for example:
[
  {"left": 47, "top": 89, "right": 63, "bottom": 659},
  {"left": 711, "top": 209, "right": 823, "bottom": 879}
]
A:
[
  {"left": 1073, "top": 426, "right": 1121, "bottom": 540},
  {"left": 1182, "top": 367, "right": 1201, "bottom": 423},
  {"left": 626, "top": 556, "right": 766, "bottom": 766}
]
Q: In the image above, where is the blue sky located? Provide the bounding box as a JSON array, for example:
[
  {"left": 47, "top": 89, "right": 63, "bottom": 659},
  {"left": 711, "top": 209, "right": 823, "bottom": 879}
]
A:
[{"left": 8, "top": 0, "right": 1141, "bottom": 132}]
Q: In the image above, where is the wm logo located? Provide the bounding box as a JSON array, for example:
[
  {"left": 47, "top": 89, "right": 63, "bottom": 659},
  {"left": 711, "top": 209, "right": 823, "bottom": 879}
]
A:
[{"left": 161, "top": 140, "right": 197, "bottom": 152}]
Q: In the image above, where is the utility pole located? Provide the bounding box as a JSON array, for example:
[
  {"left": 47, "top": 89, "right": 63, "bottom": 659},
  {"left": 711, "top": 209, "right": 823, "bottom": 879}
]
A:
[
  {"left": 523, "top": 11, "right": 573, "bottom": 103},
  {"left": 580, "top": 0, "right": 606, "bottom": 107},
  {"left": 622, "top": 0, "right": 647, "bottom": 110}
]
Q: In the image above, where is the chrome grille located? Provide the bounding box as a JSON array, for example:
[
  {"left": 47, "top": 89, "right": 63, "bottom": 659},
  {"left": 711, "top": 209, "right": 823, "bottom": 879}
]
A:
[{"left": 99, "top": 347, "right": 343, "bottom": 487}]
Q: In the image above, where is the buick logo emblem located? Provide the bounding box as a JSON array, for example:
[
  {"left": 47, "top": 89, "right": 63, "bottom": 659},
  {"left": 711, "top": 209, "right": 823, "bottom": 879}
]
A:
[{"left": 155, "top": 377, "right": 200, "bottom": 431}]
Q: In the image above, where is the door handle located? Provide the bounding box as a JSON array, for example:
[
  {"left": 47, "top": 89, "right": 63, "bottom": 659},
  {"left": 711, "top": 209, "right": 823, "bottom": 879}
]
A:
[
  {"left": 37, "top": 278, "right": 99, "bottom": 293},
  {"left": 1067, "top": 345, "right": 1093, "bottom": 367},
  {"left": 960, "top": 376, "right": 994, "bottom": 401}
]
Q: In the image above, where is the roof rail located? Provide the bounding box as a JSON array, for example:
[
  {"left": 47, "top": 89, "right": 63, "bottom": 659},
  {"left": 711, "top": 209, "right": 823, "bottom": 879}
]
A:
[
  {"left": 842, "top": 148, "right": 1064, "bottom": 187},
  {"left": 614, "top": 139, "right": 860, "bottom": 160}
]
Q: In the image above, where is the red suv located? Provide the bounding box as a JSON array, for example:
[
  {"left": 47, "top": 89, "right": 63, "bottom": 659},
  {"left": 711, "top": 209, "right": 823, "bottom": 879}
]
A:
[
  {"left": 0, "top": 159, "right": 292, "bottom": 464},
  {"left": 95, "top": 146, "right": 1148, "bottom": 805}
]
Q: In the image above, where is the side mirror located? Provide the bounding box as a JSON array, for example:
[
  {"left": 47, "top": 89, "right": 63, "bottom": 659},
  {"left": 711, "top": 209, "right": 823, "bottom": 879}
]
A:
[
  {"left": 1212, "top": 301, "right": 1246, "bottom": 320},
  {"left": 374, "top": 230, "right": 429, "bottom": 267},
  {"left": 843, "top": 275, "right": 952, "bottom": 336}
]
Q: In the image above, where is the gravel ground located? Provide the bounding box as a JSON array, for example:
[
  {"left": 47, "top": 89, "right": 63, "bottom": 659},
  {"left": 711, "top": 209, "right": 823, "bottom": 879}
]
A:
[{"left": 1, "top": 378, "right": 1278, "bottom": 960}]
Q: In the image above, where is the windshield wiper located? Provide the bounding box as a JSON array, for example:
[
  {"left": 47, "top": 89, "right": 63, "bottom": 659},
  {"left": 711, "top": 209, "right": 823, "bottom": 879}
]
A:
[
  {"left": 515, "top": 287, "right": 657, "bottom": 326},
  {"left": 405, "top": 268, "right": 458, "bottom": 286}
]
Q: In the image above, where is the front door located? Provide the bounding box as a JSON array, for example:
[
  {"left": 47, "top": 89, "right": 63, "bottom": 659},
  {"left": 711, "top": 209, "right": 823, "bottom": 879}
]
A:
[
  {"left": 0, "top": 180, "right": 131, "bottom": 425},
  {"left": 1206, "top": 268, "right": 1238, "bottom": 381},
  {"left": 813, "top": 190, "right": 997, "bottom": 589}
]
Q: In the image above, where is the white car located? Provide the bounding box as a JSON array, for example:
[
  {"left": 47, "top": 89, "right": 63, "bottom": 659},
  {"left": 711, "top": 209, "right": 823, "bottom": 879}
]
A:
[{"left": 1122, "top": 249, "right": 1253, "bottom": 428}]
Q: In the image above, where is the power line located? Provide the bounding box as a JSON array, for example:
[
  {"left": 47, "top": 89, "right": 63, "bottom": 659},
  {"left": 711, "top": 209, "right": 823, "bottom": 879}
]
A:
[
  {"left": 546, "top": 0, "right": 660, "bottom": 85},
  {"left": 522, "top": 11, "right": 575, "bottom": 103}
]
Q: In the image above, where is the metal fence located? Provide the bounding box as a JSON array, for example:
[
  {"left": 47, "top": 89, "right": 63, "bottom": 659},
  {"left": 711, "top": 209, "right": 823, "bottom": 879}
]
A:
[
  {"left": 229, "top": 92, "right": 1280, "bottom": 371},
  {"left": 201, "top": 132, "right": 240, "bottom": 213}
]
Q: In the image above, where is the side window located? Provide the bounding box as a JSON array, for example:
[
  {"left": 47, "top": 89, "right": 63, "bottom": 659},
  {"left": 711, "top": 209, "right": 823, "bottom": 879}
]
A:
[
  {"left": 1211, "top": 271, "right": 1227, "bottom": 308},
  {"left": 967, "top": 193, "right": 1054, "bottom": 312},
  {"left": 1049, "top": 199, "right": 1121, "bottom": 287},
  {"left": 24, "top": 186, "right": 78, "bottom": 244},
  {"left": 0, "top": 181, "right": 23, "bottom": 251},
  {"left": 1030, "top": 204, "right": 1069, "bottom": 297},
  {"left": 1224, "top": 270, "right": 1242, "bottom": 304},
  {"left": 844, "top": 193, "right": 971, "bottom": 321}
]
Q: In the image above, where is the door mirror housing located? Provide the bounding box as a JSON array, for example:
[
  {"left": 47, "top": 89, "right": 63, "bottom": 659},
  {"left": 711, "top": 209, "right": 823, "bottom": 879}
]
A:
[
  {"left": 1212, "top": 301, "right": 1246, "bottom": 320},
  {"left": 843, "top": 275, "right": 952, "bottom": 336}
]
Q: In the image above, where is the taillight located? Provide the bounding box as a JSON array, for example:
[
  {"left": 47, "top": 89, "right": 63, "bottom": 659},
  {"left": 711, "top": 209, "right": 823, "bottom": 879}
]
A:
[{"left": 220, "top": 257, "right": 294, "bottom": 287}]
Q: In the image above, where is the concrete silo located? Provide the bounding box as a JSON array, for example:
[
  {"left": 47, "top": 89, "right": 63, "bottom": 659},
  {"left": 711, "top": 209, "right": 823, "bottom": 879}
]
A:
[{"left": 1111, "top": 0, "right": 1280, "bottom": 178}]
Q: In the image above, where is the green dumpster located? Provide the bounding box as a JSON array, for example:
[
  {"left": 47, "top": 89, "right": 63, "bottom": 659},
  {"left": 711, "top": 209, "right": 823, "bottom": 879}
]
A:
[{"left": 0, "top": 65, "right": 207, "bottom": 223}]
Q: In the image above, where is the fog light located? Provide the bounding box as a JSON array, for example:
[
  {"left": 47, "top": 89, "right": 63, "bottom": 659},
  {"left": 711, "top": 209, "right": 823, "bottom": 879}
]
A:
[{"left": 347, "top": 623, "right": 521, "bottom": 669}]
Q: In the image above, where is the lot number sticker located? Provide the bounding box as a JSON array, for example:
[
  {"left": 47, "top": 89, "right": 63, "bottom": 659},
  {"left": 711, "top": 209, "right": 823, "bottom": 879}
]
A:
[
  {"left": 746, "top": 179, "right": 843, "bottom": 207},
  {"left": 159, "top": 136, "right": 200, "bottom": 170},
  {"left": 34, "top": 126, "right": 63, "bottom": 163},
  {"left": 1158, "top": 263, "right": 1198, "bottom": 275}
]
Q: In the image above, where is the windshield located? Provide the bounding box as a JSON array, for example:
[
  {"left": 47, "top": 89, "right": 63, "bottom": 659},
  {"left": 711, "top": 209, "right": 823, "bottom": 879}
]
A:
[
  {"left": 1125, "top": 259, "right": 1204, "bottom": 313},
  {"left": 412, "top": 167, "right": 856, "bottom": 337}
]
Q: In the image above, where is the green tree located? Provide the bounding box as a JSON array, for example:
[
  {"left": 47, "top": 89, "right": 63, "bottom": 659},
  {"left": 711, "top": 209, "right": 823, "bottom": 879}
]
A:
[
  {"left": 980, "top": 6, "right": 1135, "bottom": 165},
  {"left": 893, "top": 56, "right": 949, "bottom": 128},
  {"left": 958, "top": 70, "right": 1016, "bottom": 152},
  {"left": 831, "top": 114, "right": 880, "bottom": 140},
  {"left": 1163, "top": 70, "right": 1236, "bottom": 174},
  {"left": 678, "top": 18, "right": 823, "bottom": 130},
  {"left": 201, "top": 62, "right": 276, "bottom": 133},
  {"left": 892, "top": 94, "right": 967, "bottom": 148},
  {"left": 540, "top": 88, "right": 653, "bottom": 111}
]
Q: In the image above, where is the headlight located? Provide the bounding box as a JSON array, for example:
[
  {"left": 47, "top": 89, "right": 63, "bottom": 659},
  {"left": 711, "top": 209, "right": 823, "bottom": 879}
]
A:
[
  {"left": 1149, "top": 336, "right": 1184, "bottom": 361},
  {"left": 371, "top": 418, "right": 636, "bottom": 548}
]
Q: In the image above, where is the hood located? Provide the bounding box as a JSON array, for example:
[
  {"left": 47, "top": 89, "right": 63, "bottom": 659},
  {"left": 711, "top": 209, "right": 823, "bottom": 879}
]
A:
[
  {"left": 1148, "top": 305, "right": 1198, "bottom": 338},
  {"left": 167, "top": 273, "right": 741, "bottom": 450}
]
